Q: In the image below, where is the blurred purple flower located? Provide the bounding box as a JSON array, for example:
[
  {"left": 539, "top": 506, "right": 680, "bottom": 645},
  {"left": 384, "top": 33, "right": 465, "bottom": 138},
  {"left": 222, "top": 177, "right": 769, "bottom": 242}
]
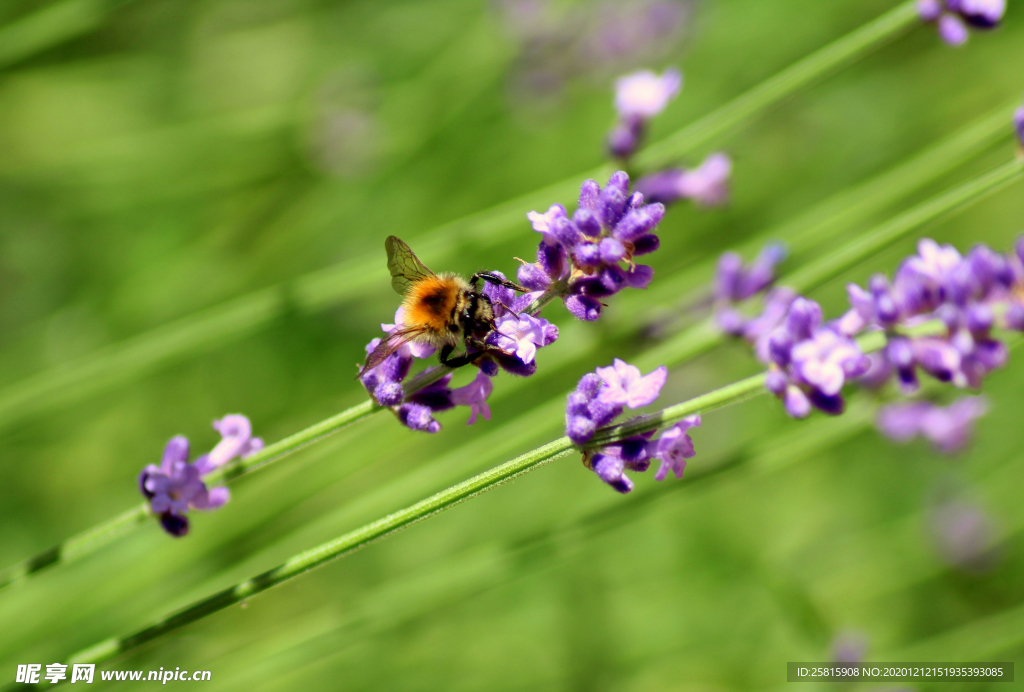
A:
[
  {"left": 918, "top": 0, "right": 1003, "bottom": 44},
  {"left": 200, "top": 414, "right": 264, "bottom": 472},
  {"left": 876, "top": 396, "right": 988, "bottom": 453},
  {"left": 929, "top": 496, "right": 999, "bottom": 571},
  {"left": 635, "top": 152, "right": 733, "bottom": 207},
  {"left": 614, "top": 67, "right": 681, "bottom": 119},
  {"left": 606, "top": 67, "right": 681, "bottom": 159}
]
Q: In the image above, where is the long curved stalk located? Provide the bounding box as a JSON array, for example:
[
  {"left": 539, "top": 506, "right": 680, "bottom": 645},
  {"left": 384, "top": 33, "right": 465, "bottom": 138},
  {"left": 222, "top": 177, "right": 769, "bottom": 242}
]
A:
[
  {"left": 57, "top": 315, "right": 951, "bottom": 669},
  {"left": 1, "top": 155, "right": 1018, "bottom": 593}
]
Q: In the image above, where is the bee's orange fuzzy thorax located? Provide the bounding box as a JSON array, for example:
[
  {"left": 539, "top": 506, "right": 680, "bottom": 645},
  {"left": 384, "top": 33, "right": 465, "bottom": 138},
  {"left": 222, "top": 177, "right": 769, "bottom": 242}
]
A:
[{"left": 402, "top": 274, "right": 465, "bottom": 335}]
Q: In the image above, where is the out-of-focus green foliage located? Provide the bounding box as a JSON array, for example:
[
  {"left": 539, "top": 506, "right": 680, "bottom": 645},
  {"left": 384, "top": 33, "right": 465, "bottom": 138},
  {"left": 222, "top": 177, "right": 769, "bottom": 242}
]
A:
[{"left": 0, "top": 0, "right": 1022, "bottom": 689}]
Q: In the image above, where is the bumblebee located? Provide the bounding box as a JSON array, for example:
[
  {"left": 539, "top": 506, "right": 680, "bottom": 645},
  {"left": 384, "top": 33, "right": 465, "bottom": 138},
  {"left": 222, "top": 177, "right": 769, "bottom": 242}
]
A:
[{"left": 359, "top": 236, "right": 527, "bottom": 375}]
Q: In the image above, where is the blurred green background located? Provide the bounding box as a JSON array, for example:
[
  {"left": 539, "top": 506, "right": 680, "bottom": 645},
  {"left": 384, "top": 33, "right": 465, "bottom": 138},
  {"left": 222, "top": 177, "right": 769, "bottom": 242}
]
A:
[{"left": 0, "top": 0, "right": 1023, "bottom": 689}]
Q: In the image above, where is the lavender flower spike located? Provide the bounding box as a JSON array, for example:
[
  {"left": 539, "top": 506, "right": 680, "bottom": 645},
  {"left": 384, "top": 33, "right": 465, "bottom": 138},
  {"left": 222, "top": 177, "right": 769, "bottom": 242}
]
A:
[
  {"left": 653, "top": 415, "right": 701, "bottom": 480},
  {"left": 635, "top": 152, "right": 732, "bottom": 207}
]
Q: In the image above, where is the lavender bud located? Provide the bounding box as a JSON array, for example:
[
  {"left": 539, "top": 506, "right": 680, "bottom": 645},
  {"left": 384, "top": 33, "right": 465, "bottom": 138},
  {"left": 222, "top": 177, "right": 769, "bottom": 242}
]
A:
[
  {"left": 572, "top": 207, "right": 602, "bottom": 237},
  {"left": 607, "top": 116, "right": 644, "bottom": 160},
  {"left": 578, "top": 179, "right": 601, "bottom": 212},
  {"left": 613, "top": 204, "right": 665, "bottom": 243},
  {"left": 917, "top": 0, "right": 942, "bottom": 20},
  {"left": 632, "top": 233, "right": 660, "bottom": 256},
  {"left": 785, "top": 297, "right": 822, "bottom": 341},
  {"left": 765, "top": 369, "right": 788, "bottom": 395},
  {"left": 565, "top": 294, "right": 602, "bottom": 321},
  {"left": 938, "top": 13, "right": 969, "bottom": 45}
]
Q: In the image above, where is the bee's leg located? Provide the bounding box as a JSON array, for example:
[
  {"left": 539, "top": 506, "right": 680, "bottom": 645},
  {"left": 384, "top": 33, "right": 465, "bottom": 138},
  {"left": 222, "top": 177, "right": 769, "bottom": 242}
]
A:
[
  {"left": 438, "top": 344, "right": 474, "bottom": 369},
  {"left": 472, "top": 272, "right": 531, "bottom": 294}
]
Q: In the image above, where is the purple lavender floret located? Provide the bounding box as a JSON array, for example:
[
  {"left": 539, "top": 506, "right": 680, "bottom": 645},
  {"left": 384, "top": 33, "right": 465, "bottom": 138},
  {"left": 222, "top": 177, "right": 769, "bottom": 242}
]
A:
[
  {"left": 606, "top": 68, "right": 681, "bottom": 159},
  {"left": 587, "top": 428, "right": 656, "bottom": 494},
  {"left": 918, "top": 0, "right": 1003, "bottom": 44},
  {"left": 197, "top": 414, "right": 264, "bottom": 473},
  {"left": 715, "top": 243, "right": 786, "bottom": 304},
  {"left": 876, "top": 396, "right": 988, "bottom": 453},
  {"left": 947, "top": 0, "right": 1005, "bottom": 28},
  {"left": 652, "top": 415, "right": 701, "bottom": 480},
  {"left": 762, "top": 297, "right": 869, "bottom": 418},
  {"left": 937, "top": 12, "right": 969, "bottom": 44},
  {"left": 520, "top": 172, "right": 665, "bottom": 322},
  {"left": 450, "top": 371, "right": 494, "bottom": 425},
  {"left": 138, "top": 435, "right": 230, "bottom": 538},
  {"left": 635, "top": 153, "right": 732, "bottom": 207}
]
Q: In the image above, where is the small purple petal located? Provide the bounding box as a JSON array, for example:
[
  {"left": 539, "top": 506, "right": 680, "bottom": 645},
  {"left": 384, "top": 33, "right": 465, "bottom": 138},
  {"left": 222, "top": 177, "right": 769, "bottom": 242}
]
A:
[
  {"left": 565, "top": 294, "right": 602, "bottom": 321},
  {"left": 613, "top": 68, "right": 682, "bottom": 119},
  {"left": 159, "top": 512, "right": 190, "bottom": 537},
  {"left": 161, "top": 436, "right": 190, "bottom": 471},
  {"left": 938, "top": 13, "right": 969, "bottom": 45}
]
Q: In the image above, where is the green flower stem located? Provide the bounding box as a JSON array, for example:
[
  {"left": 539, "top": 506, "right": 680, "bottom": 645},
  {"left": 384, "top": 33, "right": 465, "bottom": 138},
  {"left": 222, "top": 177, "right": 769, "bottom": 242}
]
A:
[
  {"left": 3, "top": 155, "right": 1016, "bottom": 593},
  {"left": 0, "top": 0, "right": 921, "bottom": 433},
  {"left": 782, "top": 157, "right": 1024, "bottom": 292},
  {"left": 634, "top": 157, "right": 1024, "bottom": 372},
  {"left": 0, "top": 400, "right": 380, "bottom": 590},
  {"left": 634, "top": 0, "right": 919, "bottom": 170},
  {"left": 58, "top": 313, "right": 951, "bottom": 668},
  {"left": 629, "top": 101, "right": 1018, "bottom": 328},
  {"left": 62, "top": 365, "right": 783, "bottom": 667}
]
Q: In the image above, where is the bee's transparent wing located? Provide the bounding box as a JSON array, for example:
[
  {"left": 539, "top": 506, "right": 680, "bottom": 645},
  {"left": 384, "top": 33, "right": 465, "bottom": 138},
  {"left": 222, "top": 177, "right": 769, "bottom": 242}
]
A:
[
  {"left": 385, "top": 235, "right": 435, "bottom": 296},
  {"left": 358, "top": 326, "right": 427, "bottom": 377}
]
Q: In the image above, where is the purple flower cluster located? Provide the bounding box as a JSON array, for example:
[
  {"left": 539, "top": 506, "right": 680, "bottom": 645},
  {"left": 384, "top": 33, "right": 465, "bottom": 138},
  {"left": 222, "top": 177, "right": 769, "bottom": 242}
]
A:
[
  {"left": 763, "top": 298, "right": 871, "bottom": 418},
  {"left": 917, "top": 0, "right": 1005, "bottom": 45},
  {"left": 565, "top": 359, "right": 701, "bottom": 493},
  {"left": 635, "top": 153, "right": 733, "bottom": 207},
  {"left": 717, "top": 231, "right": 1024, "bottom": 430},
  {"left": 360, "top": 304, "right": 556, "bottom": 433},
  {"left": 839, "top": 238, "right": 1017, "bottom": 391},
  {"left": 607, "top": 68, "right": 681, "bottom": 159},
  {"left": 519, "top": 172, "right": 665, "bottom": 321},
  {"left": 138, "top": 415, "right": 263, "bottom": 537},
  {"left": 876, "top": 396, "right": 987, "bottom": 453}
]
